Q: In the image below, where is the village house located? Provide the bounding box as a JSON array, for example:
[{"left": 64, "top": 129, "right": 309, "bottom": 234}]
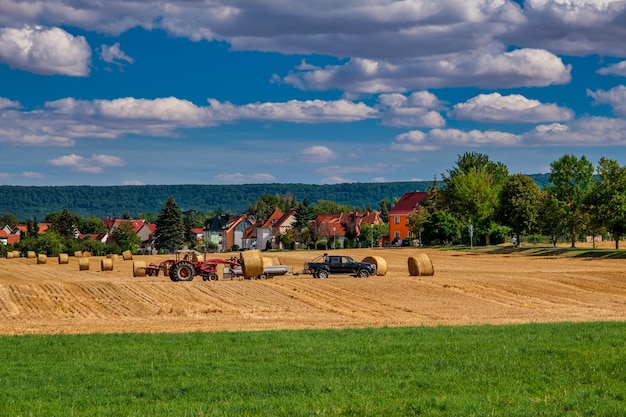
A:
[{"left": 388, "top": 191, "right": 427, "bottom": 244}]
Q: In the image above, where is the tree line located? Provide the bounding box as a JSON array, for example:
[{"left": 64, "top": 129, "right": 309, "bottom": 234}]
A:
[{"left": 2, "top": 151, "right": 624, "bottom": 256}]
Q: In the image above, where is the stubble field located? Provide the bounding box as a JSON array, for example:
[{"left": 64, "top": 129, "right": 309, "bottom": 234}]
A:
[{"left": 1, "top": 246, "right": 626, "bottom": 335}]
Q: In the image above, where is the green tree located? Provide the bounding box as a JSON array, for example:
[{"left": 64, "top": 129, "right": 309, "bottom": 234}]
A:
[
  {"left": 496, "top": 174, "right": 542, "bottom": 244},
  {"left": 293, "top": 198, "right": 315, "bottom": 230},
  {"left": 311, "top": 200, "right": 352, "bottom": 216},
  {"left": 588, "top": 158, "right": 626, "bottom": 248},
  {"left": 77, "top": 216, "right": 107, "bottom": 235},
  {"left": 379, "top": 198, "right": 392, "bottom": 223},
  {"left": 442, "top": 152, "right": 509, "bottom": 245},
  {"left": 546, "top": 154, "right": 594, "bottom": 247},
  {"left": 422, "top": 209, "right": 462, "bottom": 245},
  {"left": 0, "top": 213, "right": 18, "bottom": 228},
  {"left": 50, "top": 209, "right": 77, "bottom": 239},
  {"left": 110, "top": 221, "right": 142, "bottom": 253},
  {"left": 407, "top": 205, "right": 429, "bottom": 244},
  {"left": 154, "top": 197, "right": 185, "bottom": 251},
  {"left": 36, "top": 231, "right": 65, "bottom": 256}
]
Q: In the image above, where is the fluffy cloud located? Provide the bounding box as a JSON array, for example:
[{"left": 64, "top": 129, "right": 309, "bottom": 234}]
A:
[
  {"left": 0, "top": 25, "right": 90, "bottom": 76},
  {"left": 48, "top": 153, "right": 124, "bottom": 173},
  {"left": 99, "top": 42, "right": 134, "bottom": 67},
  {"left": 597, "top": 60, "right": 626, "bottom": 77},
  {"left": 297, "top": 146, "right": 337, "bottom": 163},
  {"left": 282, "top": 48, "right": 571, "bottom": 93},
  {"left": 587, "top": 85, "right": 626, "bottom": 117},
  {"left": 377, "top": 92, "right": 445, "bottom": 128},
  {"left": 523, "top": 117, "right": 626, "bottom": 145},
  {"left": 451, "top": 93, "right": 574, "bottom": 123},
  {"left": 214, "top": 172, "right": 276, "bottom": 183},
  {"left": 391, "top": 128, "right": 521, "bottom": 151}
]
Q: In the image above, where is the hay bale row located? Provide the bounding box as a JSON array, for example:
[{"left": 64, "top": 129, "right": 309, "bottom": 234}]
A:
[
  {"left": 58, "top": 253, "right": 69, "bottom": 264},
  {"left": 240, "top": 250, "right": 264, "bottom": 279},
  {"left": 6, "top": 251, "right": 14, "bottom": 259},
  {"left": 78, "top": 258, "right": 90, "bottom": 271},
  {"left": 27, "top": 251, "right": 36, "bottom": 259},
  {"left": 12, "top": 250, "right": 19, "bottom": 258},
  {"left": 74, "top": 251, "right": 83, "bottom": 258},
  {"left": 133, "top": 261, "right": 146, "bottom": 277},
  {"left": 362, "top": 256, "right": 387, "bottom": 276},
  {"left": 101, "top": 258, "right": 114, "bottom": 271},
  {"left": 107, "top": 254, "right": 119, "bottom": 261},
  {"left": 408, "top": 253, "right": 434, "bottom": 276}
]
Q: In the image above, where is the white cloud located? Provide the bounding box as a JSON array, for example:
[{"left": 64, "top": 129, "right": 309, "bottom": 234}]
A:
[
  {"left": 282, "top": 47, "right": 571, "bottom": 93},
  {"left": 320, "top": 175, "right": 353, "bottom": 184},
  {"left": 0, "top": 25, "right": 90, "bottom": 76},
  {"left": 391, "top": 128, "right": 521, "bottom": 151},
  {"left": 0, "top": 98, "right": 21, "bottom": 109},
  {"left": 100, "top": 42, "right": 134, "bottom": 67},
  {"left": 123, "top": 180, "right": 144, "bottom": 185},
  {"left": 451, "top": 92, "right": 574, "bottom": 123},
  {"left": 214, "top": 172, "right": 276, "bottom": 183},
  {"left": 298, "top": 146, "right": 337, "bottom": 163},
  {"left": 0, "top": 97, "right": 378, "bottom": 146},
  {"left": 587, "top": 85, "right": 626, "bottom": 117},
  {"left": 315, "top": 164, "right": 390, "bottom": 175},
  {"left": 377, "top": 92, "right": 446, "bottom": 128},
  {"left": 597, "top": 61, "right": 626, "bottom": 77},
  {"left": 48, "top": 153, "right": 125, "bottom": 173},
  {"left": 524, "top": 117, "right": 626, "bottom": 145}
]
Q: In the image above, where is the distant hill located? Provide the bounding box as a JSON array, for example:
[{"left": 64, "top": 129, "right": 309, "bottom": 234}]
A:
[{"left": 0, "top": 174, "right": 551, "bottom": 220}]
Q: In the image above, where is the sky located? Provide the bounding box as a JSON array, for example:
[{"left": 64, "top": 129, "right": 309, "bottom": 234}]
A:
[{"left": 2, "top": 0, "right": 626, "bottom": 186}]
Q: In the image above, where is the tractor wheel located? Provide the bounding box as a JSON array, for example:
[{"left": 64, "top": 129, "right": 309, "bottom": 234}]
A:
[
  {"left": 316, "top": 269, "right": 329, "bottom": 279},
  {"left": 356, "top": 269, "right": 370, "bottom": 278},
  {"left": 170, "top": 261, "right": 195, "bottom": 282},
  {"left": 203, "top": 272, "right": 219, "bottom": 281}
]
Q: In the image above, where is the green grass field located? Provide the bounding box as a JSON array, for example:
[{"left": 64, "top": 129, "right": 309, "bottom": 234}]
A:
[{"left": 1, "top": 322, "right": 624, "bottom": 416}]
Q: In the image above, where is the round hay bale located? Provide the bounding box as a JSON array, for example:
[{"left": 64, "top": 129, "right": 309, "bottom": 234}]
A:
[
  {"left": 192, "top": 253, "right": 204, "bottom": 262},
  {"left": 122, "top": 250, "right": 133, "bottom": 261},
  {"left": 262, "top": 256, "right": 274, "bottom": 266},
  {"left": 408, "top": 253, "right": 434, "bottom": 276},
  {"left": 78, "top": 258, "right": 90, "bottom": 271},
  {"left": 6, "top": 251, "right": 14, "bottom": 259},
  {"left": 82, "top": 251, "right": 91, "bottom": 258},
  {"left": 239, "top": 250, "right": 264, "bottom": 279},
  {"left": 101, "top": 258, "right": 114, "bottom": 271},
  {"left": 37, "top": 254, "right": 47, "bottom": 264},
  {"left": 362, "top": 255, "right": 387, "bottom": 276},
  {"left": 133, "top": 261, "right": 147, "bottom": 277},
  {"left": 27, "top": 251, "right": 36, "bottom": 259},
  {"left": 74, "top": 251, "right": 83, "bottom": 258},
  {"left": 58, "top": 253, "right": 69, "bottom": 264},
  {"left": 272, "top": 256, "right": 281, "bottom": 266},
  {"left": 12, "top": 250, "right": 19, "bottom": 258},
  {"left": 106, "top": 254, "right": 119, "bottom": 261}
]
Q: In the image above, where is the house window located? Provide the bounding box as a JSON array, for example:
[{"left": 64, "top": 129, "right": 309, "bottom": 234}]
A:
[
  {"left": 394, "top": 232, "right": 400, "bottom": 239},
  {"left": 394, "top": 216, "right": 400, "bottom": 224}
]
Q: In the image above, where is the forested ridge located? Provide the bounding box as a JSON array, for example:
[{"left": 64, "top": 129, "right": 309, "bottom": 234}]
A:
[
  {"left": 0, "top": 182, "right": 425, "bottom": 219},
  {"left": 0, "top": 175, "right": 550, "bottom": 220}
]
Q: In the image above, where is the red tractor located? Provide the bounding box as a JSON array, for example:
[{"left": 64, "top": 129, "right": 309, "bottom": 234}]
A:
[{"left": 145, "top": 250, "right": 241, "bottom": 282}]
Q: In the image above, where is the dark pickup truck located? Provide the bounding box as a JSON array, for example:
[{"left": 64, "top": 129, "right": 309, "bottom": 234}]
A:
[{"left": 304, "top": 253, "right": 376, "bottom": 278}]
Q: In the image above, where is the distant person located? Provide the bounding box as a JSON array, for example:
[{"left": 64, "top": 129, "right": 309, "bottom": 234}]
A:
[{"left": 511, "top": 236, "right": 518, "bottom": 248}]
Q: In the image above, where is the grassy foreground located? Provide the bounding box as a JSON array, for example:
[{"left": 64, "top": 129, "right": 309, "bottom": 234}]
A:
[{"left": 0, "top": 322, "right": 624, "bottom": 416}]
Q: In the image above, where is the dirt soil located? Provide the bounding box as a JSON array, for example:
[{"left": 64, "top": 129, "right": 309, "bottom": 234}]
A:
[{"left": 1, "top": 246, "right": 626, "bottom": 335}]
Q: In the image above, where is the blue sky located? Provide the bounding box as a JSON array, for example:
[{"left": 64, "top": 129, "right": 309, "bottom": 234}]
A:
[{"left": 2, "top": 0, "right": 626, "bottom": 186}]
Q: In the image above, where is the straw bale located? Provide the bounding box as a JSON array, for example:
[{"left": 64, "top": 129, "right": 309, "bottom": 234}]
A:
[
  {"left": 133, "top": 261, "right": 147, "bottom": 277},
  {"left": 37, "top": 254, "right": 47, "bottom": 264},
  {"left": 58, "top": 253, "right": 69, "bottom": 264},
  {"left": 362, "top": 256, "right": 387, "bottom": 276},
  {"left": 240, "top": 250, "right": 264, "bottom": 279},
  {"left": 78, "top": 258, "right": 90, "bottom": 271},
  {"left": 122, "top": 250, "right": 133, "bottom": 261},
  {"left": 101, "top": 258, "right": 114, "bottom": 271},
  {"left": 408, "top": 253, "right": 434, "bottom": 276}
]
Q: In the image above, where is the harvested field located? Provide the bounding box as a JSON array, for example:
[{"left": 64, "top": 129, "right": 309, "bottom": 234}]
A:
[{"left": 1, "top": 247, "right": 626, "bottom": 335}]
